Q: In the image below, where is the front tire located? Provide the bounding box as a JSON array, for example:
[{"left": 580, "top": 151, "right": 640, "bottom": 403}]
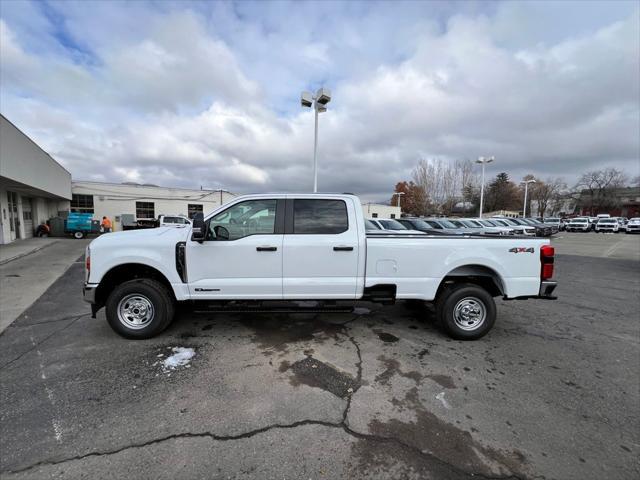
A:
[
  {"left": 105, "top": 278, "right": 175, "bottom": 339},
  {"left": 73, "top": 231, "right": 85, "bottom": 239},
  {"left": 436, "top": 283, "right": 496, "bottom": 340}
]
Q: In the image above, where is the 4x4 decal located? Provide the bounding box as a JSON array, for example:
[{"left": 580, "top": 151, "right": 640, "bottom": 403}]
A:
[{"left": 509, "top": 247, "right": 535, "bottom": 253}]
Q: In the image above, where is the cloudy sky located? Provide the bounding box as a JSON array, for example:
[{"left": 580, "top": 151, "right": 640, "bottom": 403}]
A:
[{"left": 1, "top": 0, "right": 638, "bottom": 201}]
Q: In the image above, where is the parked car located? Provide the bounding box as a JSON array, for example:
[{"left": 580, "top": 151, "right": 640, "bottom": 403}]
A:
[
  {"left": 448, "top": 219, "right": 494, "bottom": 236},
  {"left": 421, "top": 218, "right": 470, "bottom": 235},
  {"left": 617, "top": 217, "right": 628, "bottom": 232},
  {"left": 522, "top": 218, "right": 553, "bottom": 237},
  {"left": 543, "top": 218, "right": 561, "bottom": 233},
  {"left": 625, "top": 217, "right": 640, "bottom": 234},
  {"left": 487, "top": 218, "right": 519, "bottom": 235},
  {"left": 498, "top": 218, "right": 537, "bottom": 236},
  {"left": 158, "top": 215, "right": 191, "bottom": 227},
  {"left": 476, "top": 219, "right": 516, "bottom": 236},
  {"left": 566, "top": 218, "right": 591, "bottom": 232},
  {"left": 595, "top": 217, "right": 620, "bottom": 233},
  {"left": 397, "top": 218, "right": 453, "bottom": 235},
  {"left": 367, "top": 218, "right": 425, "bottom": 235},
  {"left": 460, "top": 218, "right": 509, "bottom": 236},
  {"left": 83, "top": 193, "right": 557, "bottom": 341}
]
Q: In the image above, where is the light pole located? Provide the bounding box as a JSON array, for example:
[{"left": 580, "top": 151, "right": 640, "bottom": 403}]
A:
[
  {"left": 301, "top": 88, "right": 332, "bottom": 192},
  {"left": 475, "top": 156, "right": 494, "bottom": 218},
  {"left": 392, "top": 192, "right": 405, "bottom": 208},
  {"left": 520, "top": 179, "right": 536, "bottom": 218}
]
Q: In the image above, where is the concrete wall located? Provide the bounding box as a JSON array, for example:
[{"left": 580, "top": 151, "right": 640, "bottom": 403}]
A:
[
  {"left": 362, "top": 203, "right": 401, "bottom": 219},
  {"left": 72, "top": 181, "right": 236, "bottom": 231},
  {"left": 0, "top": 116, "right": 72, "bottom": 201},
  {"left": 0, "top": 116, "right": 72, "bottom": 244}
]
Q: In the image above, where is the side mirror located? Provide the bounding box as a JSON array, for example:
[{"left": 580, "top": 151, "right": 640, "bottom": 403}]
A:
[
  {"left": 213, "top": 225, "right": 229, "bottom": 241},
  {"left": 191, "top": 213, "right": 206, "bottom": 243}
]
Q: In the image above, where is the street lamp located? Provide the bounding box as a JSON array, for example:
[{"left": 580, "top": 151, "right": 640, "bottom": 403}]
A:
[
  {"left": 301, "top": 87, "right": 332, "bottom": 193},
  {"left": 475, "top": 156, "right": 495, "bottom": 218},
  {"left": 520, "top": 179, "right": 536, "bottom": 218},
  {"left": 392, "top": 192, "right": 405, "bottom": 208}
]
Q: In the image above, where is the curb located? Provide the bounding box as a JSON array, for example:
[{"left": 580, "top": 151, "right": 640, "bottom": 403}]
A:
[{"left": 0, "top": 241, "right": 59, "bottom": 266}]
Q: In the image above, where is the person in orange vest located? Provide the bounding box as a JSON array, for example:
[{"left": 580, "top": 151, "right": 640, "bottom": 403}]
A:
[{"left": 101, "top": 216, "right": 112, "bottom": 233}]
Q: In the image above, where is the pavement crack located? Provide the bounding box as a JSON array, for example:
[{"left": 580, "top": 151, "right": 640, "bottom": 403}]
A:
[
  {"left": 2, "top": 419, "right": 344, "bottom": 475},
  {"left": 0, "top": 314, "right": 88, "bottom": 371}
]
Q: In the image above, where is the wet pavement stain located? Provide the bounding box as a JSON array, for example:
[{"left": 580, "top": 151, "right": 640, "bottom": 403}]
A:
[
  {"left": 374, "top": 329, "right": 400, "bottom": 343},
  {"left": 374, "top": 356, "right": 423, "bottom": 386},
  {"left": 359, "top": 387, "right": 529, "bottom": 478},
  {"left": 283, "top": 357, "right": 360, "bottom": 398},
  {"left": 426, "top": 374, "right": 457, "bottom": 389},
  {"left": 239, "top": 314, "right": 346, "bottom": 354}
]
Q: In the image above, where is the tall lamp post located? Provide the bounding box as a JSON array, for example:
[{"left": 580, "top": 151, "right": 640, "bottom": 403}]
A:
[
  {"left": 392, "top": 191, "right": 405, "bottom": 207},
  {"left": 521, "top": 179, "right": 536, "bottom": 218},
  {"left": 475, "top": 156, "right": 495, "bottom": 218},
  {"left": 301, "top": 88, "right": 332, "bottom": 193}
]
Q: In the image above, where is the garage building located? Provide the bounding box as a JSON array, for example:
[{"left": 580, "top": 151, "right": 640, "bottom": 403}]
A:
[
  {"left": 362, "top": 203, "right": 401, "bottom": 219},
  {"left": 0, "top": 115, "right": 72, "bottom": 244},
  {"left": 71, "top": 181, "right": 236, "bottom": 230}
]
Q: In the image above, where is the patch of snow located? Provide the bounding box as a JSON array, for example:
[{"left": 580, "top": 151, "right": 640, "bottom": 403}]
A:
[
  {"left": 353, "top": 307, "right": 371, "bottom": 315},
  {"left": 435, "top": 391, "right": 450, "bottom": 409},
  {"left": 162, "top": 347, "right": 196, "bottom": 371}
]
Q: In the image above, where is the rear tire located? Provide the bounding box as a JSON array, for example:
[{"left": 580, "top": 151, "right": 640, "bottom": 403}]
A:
[
  {"left": 73, "top": 231, "right": 85, "bottom": 239},
  {"left": 105, "top": 278, "right": 175, "bottom": 339},
  {"left": 436, "top": 283, "right": 496, "bottom": 340}
]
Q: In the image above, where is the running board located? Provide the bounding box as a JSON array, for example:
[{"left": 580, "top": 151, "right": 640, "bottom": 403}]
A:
[{"left": 190, "top": 301, "right": 356, "bottom": 314}]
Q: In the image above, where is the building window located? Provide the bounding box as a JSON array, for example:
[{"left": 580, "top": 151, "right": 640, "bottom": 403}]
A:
[
  {"left": 390, "top": 213, "right": 396, "bottom": 219},
  {"left": 71, "top": 194, "right": 94, "bottom": 214},
  {"left": 22, "top": 210, "right": 32, "bottom": 221},
  {"left": 371, "top": 213, "right": 378, "bottom": 218},
  {"left": 188, "top": 204, "right": 203, "bottom": 219},
  {"left": 136, "top": 202, "right": 155, "bottom": 219}
]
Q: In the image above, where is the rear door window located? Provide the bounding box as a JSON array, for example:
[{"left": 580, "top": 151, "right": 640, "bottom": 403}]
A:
[{"left": 293, "top": 200, "right": 348, "bottom": 234}]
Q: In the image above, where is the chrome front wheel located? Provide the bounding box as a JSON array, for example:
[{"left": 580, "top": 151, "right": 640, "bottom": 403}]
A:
[{"left": 117, "top": 294, "right": 155, "bottom": 329}]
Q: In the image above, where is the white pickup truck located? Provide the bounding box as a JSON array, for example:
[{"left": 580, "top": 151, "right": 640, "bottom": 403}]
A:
[{"left": 83, "top": 194, "right": 557, "bottom": 340}]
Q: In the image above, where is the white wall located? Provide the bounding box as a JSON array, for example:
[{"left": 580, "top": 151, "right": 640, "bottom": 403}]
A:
[
  {"left": 362, "top": 203, "right": 401, "bottom": 219},
  {"left": 72, "top": 181, "right": 236, "bottom": 231},
  {"left": 0, "top": 116, "right": 72, "bottom": 201}
]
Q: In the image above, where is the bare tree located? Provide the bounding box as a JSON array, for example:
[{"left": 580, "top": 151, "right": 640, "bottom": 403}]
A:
[
  {"left": 530, "top": 177, "right": 566, "bottom": 218},
  {"left": 575, "top": 168, "right": 627, "bottom": 214}
]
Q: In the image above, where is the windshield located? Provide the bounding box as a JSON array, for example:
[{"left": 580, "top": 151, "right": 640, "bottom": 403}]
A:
[
  {"left": 492, "top": 219, "right": 509, "bottom": 227},
  {"left": 409, "top": 219, "right": 431, "bottom": 230},
  {"left": 365, "top": 219, "right": 381, "bottom": 230},
  {"left": 599, "top": 219, "right": 617, "bottom": 224},
  {"left": 570, "top": 219, "right": 588, "bottom": 224},
  {"left": 438, "top": 219, "right": 458, "bottom": 229},
  {"left": 544, "top": 218, "right": 560, "bottom": 223},
  {"left": 478, "top": 220, "right": 497, "bottom": 227},
  {"left": 463, "top": 220, "right": 482, "bottom": 228},
  {"left": 379, "top": 219, "right": 407, "bottom": 230}
]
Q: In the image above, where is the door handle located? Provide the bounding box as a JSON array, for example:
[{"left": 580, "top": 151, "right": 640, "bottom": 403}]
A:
[
  {"left": 256, "top": 246, "right": 277, "bottom": 252},
  {"left": 333, "top": 246, "right": 354, "bottom": 251}
]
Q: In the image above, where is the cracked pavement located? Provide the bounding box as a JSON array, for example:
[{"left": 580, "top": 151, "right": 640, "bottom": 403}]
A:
[{"left": 0, "top": 248, "right": 638, "bottom": 479}]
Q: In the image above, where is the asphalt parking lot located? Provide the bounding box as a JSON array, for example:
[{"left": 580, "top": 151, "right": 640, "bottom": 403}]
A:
[{"left": 1, "top": 233, "right": 638, "bottom": 480}]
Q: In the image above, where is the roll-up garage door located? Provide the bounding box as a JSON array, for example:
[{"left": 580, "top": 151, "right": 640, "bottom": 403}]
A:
[{"left": 22, "top": 197, "right": 34, "bottom": 238}]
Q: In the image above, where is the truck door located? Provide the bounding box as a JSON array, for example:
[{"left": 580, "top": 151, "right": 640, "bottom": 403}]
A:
[
  {"left": 186, "top": 198, "right": 284, "bottom": 299},
  {"left": 282, "top": 198, "right": 360, "bottom": 299}
]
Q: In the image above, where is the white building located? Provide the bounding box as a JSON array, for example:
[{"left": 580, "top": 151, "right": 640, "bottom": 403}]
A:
[
  {"left": 71, "top": 181, "right": 236, "bottom": 230},
  {"left": 0, "top": 115, "right": 72, "bottom": 243},
  {"left": 362, "top": 203, "right": 401, "bottom": 219}
]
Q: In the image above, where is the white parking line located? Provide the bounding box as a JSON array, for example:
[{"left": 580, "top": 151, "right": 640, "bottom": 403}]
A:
[{"left": 30, "top": 335, "right": 63, "bottom": 442}]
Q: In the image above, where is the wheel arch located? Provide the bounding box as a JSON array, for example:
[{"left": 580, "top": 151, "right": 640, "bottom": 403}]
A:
[
  {"left": 95, "top": 263, "right": 175, "bottom": 310},
  {"left": 437, "top": 264, "right": 505, "bottom": 298}
]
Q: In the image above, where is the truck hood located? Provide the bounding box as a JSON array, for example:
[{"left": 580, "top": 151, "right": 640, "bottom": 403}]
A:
[{"left": 89, "top": 226, "right": 190, "bottom": 248}]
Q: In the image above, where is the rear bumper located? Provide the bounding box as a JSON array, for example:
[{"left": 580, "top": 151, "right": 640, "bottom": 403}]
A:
[
  {"left": 507, "top": 280, "right": 557, "bottom": 301},
  {"left": 538, "top": 280, "right": 558, "bottom": 299},
  {"left": 83, "top": 283, "right": 97, "bottom": 304}
]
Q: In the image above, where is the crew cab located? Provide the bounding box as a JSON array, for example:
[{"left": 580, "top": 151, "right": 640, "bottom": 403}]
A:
[{"left": 83, "top": 194, "right": 557, "bottom": 341}]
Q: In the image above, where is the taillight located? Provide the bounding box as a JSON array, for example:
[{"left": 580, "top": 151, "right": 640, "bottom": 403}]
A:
[
  {"left": 540, "top": 245, "right": 554, "bottom": 280},
  {"left": 85, "top": 255, "right": 91, "bottom": 274}
]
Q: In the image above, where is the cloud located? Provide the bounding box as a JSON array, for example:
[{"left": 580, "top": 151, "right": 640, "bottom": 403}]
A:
[{"left": 0, "top": 1, "right": 638, "bottom": 202}]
